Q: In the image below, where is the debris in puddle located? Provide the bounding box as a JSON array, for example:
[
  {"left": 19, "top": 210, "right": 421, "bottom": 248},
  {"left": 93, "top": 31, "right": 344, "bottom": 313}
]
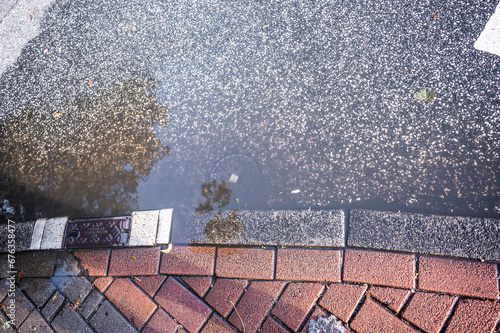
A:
[
  {"left": 229, "top": 174, "right": 239, "bottom": 183},
  {"left": 414, "top": 87, "right": 435, "bottom": 101},
  {"left": 291, "top": 189, "right": 301, "bottom": 194},
  {"left": 308, "top": 314, "right": 346, "bottom": 333}
]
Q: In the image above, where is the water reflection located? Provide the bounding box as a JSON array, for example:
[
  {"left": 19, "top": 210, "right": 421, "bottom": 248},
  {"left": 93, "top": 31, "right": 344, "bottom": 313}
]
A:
[
  {"left": 0, "top": 77, "right": 169, "bottom": 222},
  {"left": 195, "top": 180, "right": 244, "bottom": 243}
]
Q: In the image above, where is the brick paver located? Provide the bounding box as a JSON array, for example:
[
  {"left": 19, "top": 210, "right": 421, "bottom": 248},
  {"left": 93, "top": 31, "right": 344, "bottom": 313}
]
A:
[
  {"left": 74, "top": 249, "right": 110, "bottom": 276},
  {"left": 20, "top": 278, "right": 56, "bottom": 308},
  {"left": 80, "top": 289, "right": 104, "bottom": 319},
  {"left": 92, "top": 277, "right": 113, "bottom": 293},
  {"left": 3, "top": 238, "right": 499, "bottom": 332},
  {"left": 276, "top": 248, "right": 341, "bottom": 282},
  {"left": 89, "top": 300, "right": 137, "bottom": 333},
  {"left": 41, "top": 289, "right": 65, "bottom": 321},
  {"left": 133, "top": 275, "right": 166, "bottom": 297},
  {"left": 183, "top": 276, "right": 213, "bottom": 297},
  {"left": 401, "top": 291, "right": 457, "bottom": 333},
  {"left": 343, "top": 249, "right": 415, "bottom": 289},
  {"left": 260, "top": 317, "right": 290, "bottom": 333},
  {"left": 51, "top": 276, "right": 92, "bottom": 304},
  {"left": 202, "top": 314, "right": 237, "bottom": 333},
  {"left": 318, "top": 282, "right": 367, "bottom": 323},
  {"left": 142, "top": 308, "right": 179, "bottom": 333},
  {"left": 271, "top": 282, "right": 324, "bottom": 331},
  {"left": 105, "top": 278, "right": 157, "bottom": 329},
  {"left": 205, "top": 278, "right": 248, "bottom": 317},
  {"left": 108, "top": 247, "right": 160, "bottom": 276},
  {"left": 18, "top": 310, "right": 53, "bottom": 333},
  {"left": 52, "top": 305, "right": 94, "bottom": 333},
  {"left": 444, "top": 298, "right": 500, "bottom": 333},
  {"left": 228, "top": 281, "right": 286, "bottom": 333},
  {"left": 367, "top": 285, "right": 411, "bottom": 313},
  {"left": 216, "top": 247, "right": 275, "bottom": 280},
  {"left": 418, "top": 256, "right": 499, "bottom": 299},
  {"left": 155, "top": 277, "right": 211, "bottom": 332},
  {"left": 54, "top": 251, "right": 83, "bottom": 276},
  {"left": 13, "top": 289, "right": 34, "bottom": 325},
  {"left": 16, "top": 251, "right": 58, "bottom": 277},
  {"left": 160, "top": 246, "right": 216, "bottom": 276},
  {"left": 350, "top": 297, "right": 419, "bottom": 333}
]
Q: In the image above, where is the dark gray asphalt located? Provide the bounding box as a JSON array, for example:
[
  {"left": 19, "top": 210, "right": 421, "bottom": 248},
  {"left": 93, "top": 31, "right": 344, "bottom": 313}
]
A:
[{"left": 0, "top": 0, "right": 499, "bottom": 222}]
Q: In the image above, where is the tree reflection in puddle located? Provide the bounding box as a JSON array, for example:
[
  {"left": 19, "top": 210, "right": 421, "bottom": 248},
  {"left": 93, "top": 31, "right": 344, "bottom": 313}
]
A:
[
  {"left": 195, "top": 180, "right": 244, "bottom": 243},
  {"left": 0, "top": 76, "right": 169, "bottom": 222}
]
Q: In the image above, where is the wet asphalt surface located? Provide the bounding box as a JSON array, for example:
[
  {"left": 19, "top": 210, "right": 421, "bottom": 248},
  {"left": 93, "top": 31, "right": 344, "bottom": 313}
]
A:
[{"left": 0, "top": 0, "right": 499, "bottom": 222}]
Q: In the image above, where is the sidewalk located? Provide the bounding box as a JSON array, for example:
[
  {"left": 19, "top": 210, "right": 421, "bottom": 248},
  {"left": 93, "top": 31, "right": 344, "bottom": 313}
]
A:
[{"left": 1, "top": 245, "right": 499, "bottom": 333}]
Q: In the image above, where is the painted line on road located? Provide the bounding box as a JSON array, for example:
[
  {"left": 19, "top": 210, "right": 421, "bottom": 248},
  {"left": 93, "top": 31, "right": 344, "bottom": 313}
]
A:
[{"left": 474, "top": 1, "right": 500, "bottom": 56}]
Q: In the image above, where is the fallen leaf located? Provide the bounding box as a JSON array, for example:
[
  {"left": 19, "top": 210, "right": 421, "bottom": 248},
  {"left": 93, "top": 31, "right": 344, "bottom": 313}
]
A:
[
  {"left": 130, "top": 255, "right": 136, "bottom": 260},
  {"left": 414, "top": 87, "right": 435, "bottom": 101},
  {"left": 18, "top": 270, "right": 24, "bottom": 279},
  {"left": 160, "top": 243, "right": 173, "bottom": 254},
  {"left": 53, "top": 112, "right": 64, "bottom": 118},
  {"left": 88, "top": 81, "right": 92, "bottom": 85},
  {"left": 263, "top": 25, "right": 269, "bottom": 28},
  {"left": 433, "top": 13, "right": 439, "bottom": 20}
]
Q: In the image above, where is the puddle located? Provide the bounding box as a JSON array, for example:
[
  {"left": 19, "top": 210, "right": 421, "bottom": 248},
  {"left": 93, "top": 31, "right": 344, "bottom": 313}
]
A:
[{"left": 0, "top": 0, "right": 499, "bottom": 222}]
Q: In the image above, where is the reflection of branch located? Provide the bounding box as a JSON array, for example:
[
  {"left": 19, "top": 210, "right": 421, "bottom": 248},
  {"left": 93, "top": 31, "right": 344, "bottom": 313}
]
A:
[
  {"left": 0, "top": 76, "right": 169, "bottom": 221},
  {"left": 195, "top": 180, "right": 232, "bottom": 214}
]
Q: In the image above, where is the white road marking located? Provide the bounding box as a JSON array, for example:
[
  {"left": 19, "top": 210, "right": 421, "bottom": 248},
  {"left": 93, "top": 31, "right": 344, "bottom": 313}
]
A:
[{"left": 474, "top": 1, "right": 500, "bottom": 56}]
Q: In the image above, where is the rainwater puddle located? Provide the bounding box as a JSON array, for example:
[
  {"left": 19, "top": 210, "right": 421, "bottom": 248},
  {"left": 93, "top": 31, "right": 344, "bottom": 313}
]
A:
[{"left": 0, "top": 0, "right": 499, "bottom": 223}]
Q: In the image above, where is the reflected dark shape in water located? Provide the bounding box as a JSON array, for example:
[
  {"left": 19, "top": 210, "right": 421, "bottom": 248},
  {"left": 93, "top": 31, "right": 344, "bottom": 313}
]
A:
[
  {"left": 195, "top": 180, "right": 232, "bottom": 214},
  {"left": 203, "top": 210, "right": 243, "bottom": 243},
  {"left": 0, "top": 76, "right": 169, "bottom": 223},
  {"left": 195, "top": 180, "right": 244, "bottom": 243}
]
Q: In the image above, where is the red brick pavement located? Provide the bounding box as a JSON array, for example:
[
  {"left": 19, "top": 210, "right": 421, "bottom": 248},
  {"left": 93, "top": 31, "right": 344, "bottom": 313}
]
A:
[{"left": 4, "top": 246, "right": 499, "bottom": 333}]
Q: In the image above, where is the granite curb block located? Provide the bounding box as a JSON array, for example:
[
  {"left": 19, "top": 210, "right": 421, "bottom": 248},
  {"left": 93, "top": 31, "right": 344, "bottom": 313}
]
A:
[
  {"left": 175, "top": 209, "right": 345, "bottom": 247},
  {"left": 348, "top": 209, "right": 500, "bottom": 260},
  {"left": 1, "top": 209, "right": 500, "bottom": 261}
]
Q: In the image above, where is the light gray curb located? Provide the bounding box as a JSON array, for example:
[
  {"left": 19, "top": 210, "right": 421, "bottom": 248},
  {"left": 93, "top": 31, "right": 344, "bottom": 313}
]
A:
[{"left": 1, "top": 208, "right": 499, "bottom": 261}]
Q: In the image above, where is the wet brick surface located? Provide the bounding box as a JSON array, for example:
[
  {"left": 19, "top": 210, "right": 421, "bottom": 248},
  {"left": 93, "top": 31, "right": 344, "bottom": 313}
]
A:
[
  {"left": 444, "top": 298, "right": 500, "bottom": 333},
  {"left": 133, "top": 275, "right": 166, "bottom": 297},
  {"left": 343, "top": 249, "right": 415, "bottom": 289},
  {"left": 74, "top": 250, "right": 110, "bottom": 276},
  {"left": 401, "top": 291, "right": 457, "bottom": 333},
  {"left": 367, "top": 285, "right": 411, "bottom": 313},
  {"left": 350, "top": 297, "right": 419, "bottom": 333},
  {"left": 108, "top": 247, "right": 160, "bottom": 276},
  {"left": 105, "top": 278, "right": 157, "bottom": 329},
  {"left": 183, "top": 276, "right": 213, "bottom": 297},
  {"left": 216, "top": 247, "right": 275, "bottom": 280},
  {"left": 154, "top": 277, "right": 211, "bottom": 332},
  {"left": 271, "top": 282, "right": 324, "bottom": 331},
  {"left": 228, "top": 280, "right": 286, "bottom": 332},
  {"left": 2, "top": 242, "right": 499, "bottom": 332},
  {"left": 205, "top": 278, "right": 248, "bottom": 318},
  {"left": 418, "top": 256, "right": 499, "bottom": 299},
  {"left": 318, "top": 282, "right": 367, "bottom": 323},
  {"left": 276, "top": 248, "right": 342, "bottom": 282},
  {"left": 141, "top": 308, "right": 179, "bottom": 333},
  {"left": 160, "top": 245, "right": 215, "bottom": 276}
]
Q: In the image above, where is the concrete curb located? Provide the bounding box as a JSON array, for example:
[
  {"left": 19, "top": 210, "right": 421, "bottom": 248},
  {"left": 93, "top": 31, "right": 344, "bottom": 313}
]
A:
[{"left": 1, "top": 208, "right": 499, "bottom": 260}]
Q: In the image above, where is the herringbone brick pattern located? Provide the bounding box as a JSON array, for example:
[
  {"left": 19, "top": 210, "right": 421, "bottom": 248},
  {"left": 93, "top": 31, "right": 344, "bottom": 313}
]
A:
[{"left": 1, "top": 246, "right": 499, "bottom": 332}]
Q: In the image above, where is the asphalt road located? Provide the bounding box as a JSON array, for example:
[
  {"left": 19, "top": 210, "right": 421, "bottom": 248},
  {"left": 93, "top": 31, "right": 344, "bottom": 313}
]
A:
[{"left": 0, "top": 0, "right": 499, "bottom": 221}]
